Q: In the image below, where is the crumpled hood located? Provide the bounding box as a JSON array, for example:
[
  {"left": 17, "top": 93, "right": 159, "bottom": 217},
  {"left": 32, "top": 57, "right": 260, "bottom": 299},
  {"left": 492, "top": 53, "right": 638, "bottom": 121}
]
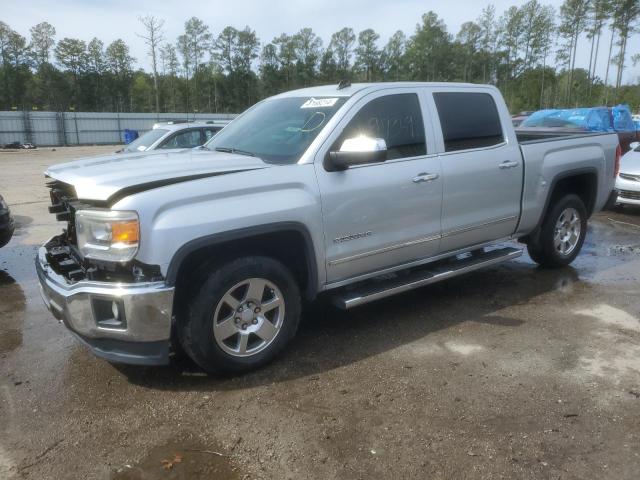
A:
[{"left": 45, "top": 149, "right": 271, "bottom": 202}]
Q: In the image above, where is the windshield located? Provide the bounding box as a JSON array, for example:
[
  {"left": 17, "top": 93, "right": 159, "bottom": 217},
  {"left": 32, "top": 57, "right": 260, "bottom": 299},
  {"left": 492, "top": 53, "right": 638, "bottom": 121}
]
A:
[
  {"left": 123, "top": 128, "right": 168, "bottom": 152},
  {"left": 205, "top": 96, "right": 348, "bottom": 164}
]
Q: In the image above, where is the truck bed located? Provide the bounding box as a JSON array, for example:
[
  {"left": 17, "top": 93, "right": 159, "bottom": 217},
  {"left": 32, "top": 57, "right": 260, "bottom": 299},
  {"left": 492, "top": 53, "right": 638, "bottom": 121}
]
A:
[
  {"left": 517, "top": 126, "right": 638, "bottom": 153},
  {"left": 515, "top": 130, "right": 619, "bottom": 236},
  {"left": 515, "top": 128, "right": 612, "bottom": 144}
]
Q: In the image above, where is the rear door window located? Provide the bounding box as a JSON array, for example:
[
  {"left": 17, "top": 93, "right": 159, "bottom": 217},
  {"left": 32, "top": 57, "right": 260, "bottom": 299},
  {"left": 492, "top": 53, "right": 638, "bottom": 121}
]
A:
[
  {"left": 433, "top": 92, "right": 504, "bottom": 152},
  {"left": 335, "top": 93, "right": 426, "bottom": 161}
]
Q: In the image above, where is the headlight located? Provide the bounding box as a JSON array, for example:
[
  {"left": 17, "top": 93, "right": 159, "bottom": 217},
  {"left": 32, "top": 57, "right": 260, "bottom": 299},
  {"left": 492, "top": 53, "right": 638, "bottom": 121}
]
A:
[{"left": 75, "top": 210, "right": 139, "bottom": 263}]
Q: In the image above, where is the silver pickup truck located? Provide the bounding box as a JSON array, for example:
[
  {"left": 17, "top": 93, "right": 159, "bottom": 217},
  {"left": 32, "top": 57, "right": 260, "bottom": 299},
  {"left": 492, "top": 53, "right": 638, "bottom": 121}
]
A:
[{"left": 36, "top": 82, "right": 620, "bottom": 374}]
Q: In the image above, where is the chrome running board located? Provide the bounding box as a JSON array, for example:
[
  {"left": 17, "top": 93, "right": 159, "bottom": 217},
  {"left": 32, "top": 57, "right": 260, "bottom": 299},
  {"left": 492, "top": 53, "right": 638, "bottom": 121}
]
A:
[{"left": 331, "top": 246, "right": 523, "bottom": 310}]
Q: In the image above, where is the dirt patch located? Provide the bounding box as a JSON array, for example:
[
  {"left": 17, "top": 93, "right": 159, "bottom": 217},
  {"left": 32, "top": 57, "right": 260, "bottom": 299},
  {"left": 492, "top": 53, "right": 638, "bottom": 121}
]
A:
[{"left": 111, "top": 437, "right": 241, "bottom": 480}]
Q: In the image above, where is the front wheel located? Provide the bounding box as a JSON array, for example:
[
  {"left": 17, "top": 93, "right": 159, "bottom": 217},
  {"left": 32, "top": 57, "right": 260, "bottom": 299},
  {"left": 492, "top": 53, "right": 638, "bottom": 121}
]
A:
[
  {"left": 178, "top": 256, "right": 301, "bottom": 375},
  {"left": 527, "top": 194, "right": 587, "bottom": 268}
]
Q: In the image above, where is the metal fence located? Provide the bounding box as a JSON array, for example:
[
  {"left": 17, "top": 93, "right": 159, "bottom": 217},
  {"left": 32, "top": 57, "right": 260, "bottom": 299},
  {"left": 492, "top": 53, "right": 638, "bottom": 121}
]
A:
[{"left": 0, "top": 111, "right": 238, "bottom": 147}]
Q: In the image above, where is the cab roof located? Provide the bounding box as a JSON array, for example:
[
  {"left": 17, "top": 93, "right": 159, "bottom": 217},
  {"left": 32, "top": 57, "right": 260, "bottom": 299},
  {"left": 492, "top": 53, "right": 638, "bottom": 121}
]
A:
[{"left": 273, "top": 82, "right": 487, "bottom": 99}]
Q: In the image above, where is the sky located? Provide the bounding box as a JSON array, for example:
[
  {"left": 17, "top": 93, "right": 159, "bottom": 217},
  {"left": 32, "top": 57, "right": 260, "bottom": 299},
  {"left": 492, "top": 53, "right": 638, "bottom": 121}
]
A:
[{"left": 3, "top": 0, "right": 639, "bottom": 84}]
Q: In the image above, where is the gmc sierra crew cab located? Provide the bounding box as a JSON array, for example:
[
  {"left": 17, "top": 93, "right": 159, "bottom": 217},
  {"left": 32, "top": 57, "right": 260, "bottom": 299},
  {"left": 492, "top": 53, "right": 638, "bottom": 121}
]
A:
[{"left": 36, "top": 82, "right": 620, "bottom": 374}]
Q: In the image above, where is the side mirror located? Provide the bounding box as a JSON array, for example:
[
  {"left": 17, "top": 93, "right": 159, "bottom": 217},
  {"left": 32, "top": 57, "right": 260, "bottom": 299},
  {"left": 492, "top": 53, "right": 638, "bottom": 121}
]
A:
[
  {"left": 630, "top": 141, "right": 640, "bottom": 151},
  {"left": 328, "top": 137, "right": 387, "bottom": 170}
]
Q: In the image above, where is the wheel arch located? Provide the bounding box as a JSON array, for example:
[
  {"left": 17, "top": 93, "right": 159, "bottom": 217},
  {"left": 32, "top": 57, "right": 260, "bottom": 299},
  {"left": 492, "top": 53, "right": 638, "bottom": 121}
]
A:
[
  {"left": 523, "top": 167, "right": 598, "bottom": 242},
  {"left": 165, "top": 222, "right": 319, "bottom": 301}
]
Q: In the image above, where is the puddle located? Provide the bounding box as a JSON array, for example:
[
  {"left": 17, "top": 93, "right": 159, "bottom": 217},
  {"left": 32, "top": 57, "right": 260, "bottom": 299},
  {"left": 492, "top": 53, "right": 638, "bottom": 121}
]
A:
[
  {"left": 0, "top": 270, "right": 25, "bottom": 354},
  {"left": 111, "top": 438, "right": 241, "bottom": 480}
]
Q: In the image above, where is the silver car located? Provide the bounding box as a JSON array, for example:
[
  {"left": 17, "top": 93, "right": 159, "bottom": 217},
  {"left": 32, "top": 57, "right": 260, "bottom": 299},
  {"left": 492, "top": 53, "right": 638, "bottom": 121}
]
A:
[
  {"left": 120, "top": 121, "right": 228, "bottom": 153},
  {"left": 616, "top": 141, "right": 640, "bottom": 206}
]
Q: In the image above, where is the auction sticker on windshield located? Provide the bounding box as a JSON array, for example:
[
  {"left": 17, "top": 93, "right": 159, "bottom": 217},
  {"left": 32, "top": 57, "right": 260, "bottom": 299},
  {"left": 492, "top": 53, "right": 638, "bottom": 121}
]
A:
[{"left": 301, "top": 97, "right": 339, "bottom": 108}]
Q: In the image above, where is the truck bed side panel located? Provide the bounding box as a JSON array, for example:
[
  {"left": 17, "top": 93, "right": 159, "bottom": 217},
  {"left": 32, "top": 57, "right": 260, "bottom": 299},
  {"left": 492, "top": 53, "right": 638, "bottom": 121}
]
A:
[{"left": 516, "top": 133, "right": 618, "bottom": 236}]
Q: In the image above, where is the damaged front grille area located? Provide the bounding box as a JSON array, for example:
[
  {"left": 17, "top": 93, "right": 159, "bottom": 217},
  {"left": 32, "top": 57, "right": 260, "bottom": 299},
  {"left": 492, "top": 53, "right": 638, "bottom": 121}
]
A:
[
  {"left": 44, "top": 178, "right": 164, "bottom": 284},
  {"left": 44, "top": 233, "right": 164, "bottom": 284},
  {"left": 47, "top": 179, "right": 85, "bottom": 245},
  {"left": 44, "top": 235, "right": 89, "bottom": 282}
]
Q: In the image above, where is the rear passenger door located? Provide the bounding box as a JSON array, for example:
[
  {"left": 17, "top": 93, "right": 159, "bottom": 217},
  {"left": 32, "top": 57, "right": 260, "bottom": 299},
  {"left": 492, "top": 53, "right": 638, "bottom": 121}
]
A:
[{"left": 430, "top": 90, "right": 522, "bottom": 252}]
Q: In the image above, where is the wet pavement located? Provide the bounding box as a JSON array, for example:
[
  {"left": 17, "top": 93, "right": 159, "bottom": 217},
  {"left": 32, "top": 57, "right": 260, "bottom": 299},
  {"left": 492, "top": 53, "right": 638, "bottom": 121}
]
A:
[{"left": 1, "top": 147, "right": 639, "bottom": 479}]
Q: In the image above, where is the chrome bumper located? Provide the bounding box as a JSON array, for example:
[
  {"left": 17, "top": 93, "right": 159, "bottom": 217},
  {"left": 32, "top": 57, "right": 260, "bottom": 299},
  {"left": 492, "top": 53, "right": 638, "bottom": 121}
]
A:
[
  {"left": 36, "top": 244, "right": 174, "bottom": 365},
  {"left": 617, "top": 192, "right": 640, "bottom": 206},
  {"left": 615, "top": 177, "right": 640, "bottom": 206}
]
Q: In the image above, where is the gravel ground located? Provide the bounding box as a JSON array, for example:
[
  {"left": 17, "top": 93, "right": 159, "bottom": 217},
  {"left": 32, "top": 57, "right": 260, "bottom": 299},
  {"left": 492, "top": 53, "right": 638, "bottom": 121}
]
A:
[{"left": 1, "top": 146, "right": 639, "bottom": 479}]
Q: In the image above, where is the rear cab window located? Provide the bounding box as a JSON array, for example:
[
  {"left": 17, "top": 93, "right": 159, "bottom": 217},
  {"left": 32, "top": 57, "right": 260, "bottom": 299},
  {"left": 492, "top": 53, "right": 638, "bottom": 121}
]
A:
[{"left": 433, "top": 92, "right": 504, "bottom": 152}]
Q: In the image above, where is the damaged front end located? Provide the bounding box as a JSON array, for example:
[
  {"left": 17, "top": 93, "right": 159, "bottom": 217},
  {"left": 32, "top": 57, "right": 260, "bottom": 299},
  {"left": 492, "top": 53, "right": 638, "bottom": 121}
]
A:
[{"left": 36, "top": 179, "right": 174, "bottom": 365}]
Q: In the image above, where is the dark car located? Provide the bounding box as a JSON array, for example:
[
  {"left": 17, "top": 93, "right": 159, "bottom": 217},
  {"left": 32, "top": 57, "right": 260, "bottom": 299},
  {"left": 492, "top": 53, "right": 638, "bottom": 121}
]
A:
[{"left": 0, "top": 194, "right": 15, "bottom": 248}]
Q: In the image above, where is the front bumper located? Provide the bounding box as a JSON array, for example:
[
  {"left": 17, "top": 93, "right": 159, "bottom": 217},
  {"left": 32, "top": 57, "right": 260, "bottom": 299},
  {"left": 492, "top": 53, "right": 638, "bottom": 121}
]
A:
[
  {"left": 615, "top": 176, "right": 640, "bottom": 206},
  {"left": 36, "top": 244, "right": 174, "bottom": 365}
]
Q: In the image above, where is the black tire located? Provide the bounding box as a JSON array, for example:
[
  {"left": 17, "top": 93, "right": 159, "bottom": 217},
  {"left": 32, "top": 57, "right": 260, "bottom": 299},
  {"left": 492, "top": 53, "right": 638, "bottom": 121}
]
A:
[
  {"left": 0, "top": 224, "right": 14, "bottom": 248},
  {"left": 178, "top": 256, "right": 301, "bottom": 375},
  {"left": 526, "top": 194, "right": 587, "bottom": 268}
]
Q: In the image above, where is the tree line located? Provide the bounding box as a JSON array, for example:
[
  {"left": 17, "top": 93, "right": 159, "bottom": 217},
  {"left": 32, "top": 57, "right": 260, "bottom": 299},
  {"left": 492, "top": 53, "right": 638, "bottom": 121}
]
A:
[{"left": 1, "top": 0, "right": 639, "bottom": 115}]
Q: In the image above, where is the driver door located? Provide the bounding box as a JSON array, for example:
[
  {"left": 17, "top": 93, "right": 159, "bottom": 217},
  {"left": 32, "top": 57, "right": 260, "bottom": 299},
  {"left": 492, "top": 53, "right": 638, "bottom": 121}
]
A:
[{"left": 314, "top": 89, "right": 443, "bottom": 284}]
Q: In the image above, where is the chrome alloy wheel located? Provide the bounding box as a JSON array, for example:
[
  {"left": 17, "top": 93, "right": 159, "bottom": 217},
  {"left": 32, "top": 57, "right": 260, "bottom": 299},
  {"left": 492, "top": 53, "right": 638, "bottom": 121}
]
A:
[
  {"left": 554, "top": 207, "right": 581, "bottom": 256},
  {"left": 212, "top": 278, "right": 285, "bottom": 357}
]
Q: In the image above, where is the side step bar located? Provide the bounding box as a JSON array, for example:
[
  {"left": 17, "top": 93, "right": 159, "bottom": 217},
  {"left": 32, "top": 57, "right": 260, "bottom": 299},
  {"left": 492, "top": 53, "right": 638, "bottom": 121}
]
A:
[{"left": 332, "top": 246, "right": 523, "bottom": 310}]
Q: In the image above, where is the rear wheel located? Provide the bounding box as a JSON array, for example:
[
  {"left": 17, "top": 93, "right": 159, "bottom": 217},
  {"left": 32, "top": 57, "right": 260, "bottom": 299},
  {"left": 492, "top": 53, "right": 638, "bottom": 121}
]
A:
[
  {"left": 527, "top": 194, "right": 587, "bottom": 268},
  {"left": 178, "top": 256, "right": 301, "bottom": 374}
]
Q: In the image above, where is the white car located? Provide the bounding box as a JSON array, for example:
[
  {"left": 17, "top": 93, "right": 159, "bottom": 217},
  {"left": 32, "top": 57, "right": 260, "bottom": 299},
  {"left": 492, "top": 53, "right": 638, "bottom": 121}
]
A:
[
  {"left": 120, "top": 121, "right": 229, "bottom": 153},
  {"left": 615, "top": 141, "right": 640, "bottom": 206}
]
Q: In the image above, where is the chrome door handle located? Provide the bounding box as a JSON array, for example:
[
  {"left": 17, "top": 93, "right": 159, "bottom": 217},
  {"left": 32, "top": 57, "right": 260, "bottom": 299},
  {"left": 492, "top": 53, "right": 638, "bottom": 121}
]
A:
[
  {"left": 499, "top": 161, "right": 519, "bottom": 169},
  {"left": 413, "top": 173, "right": 439, "bottom": 183}
]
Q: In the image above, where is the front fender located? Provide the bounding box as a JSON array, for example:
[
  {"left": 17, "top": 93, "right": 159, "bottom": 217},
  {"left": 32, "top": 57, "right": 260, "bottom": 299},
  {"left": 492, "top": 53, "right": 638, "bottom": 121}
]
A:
[
  {"left": 112, "top": 164, "right": 325, "bottom": 292},
  {"left": 164, "top": 221, "right": 319, "bottom": 299}
]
